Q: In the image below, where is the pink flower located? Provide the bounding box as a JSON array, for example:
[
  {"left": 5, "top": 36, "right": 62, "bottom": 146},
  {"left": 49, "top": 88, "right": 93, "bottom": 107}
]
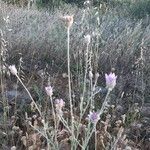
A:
[
  {"left": 55, "top": 99, "right": 65, "bottom": 109},
  {"left": 105, "top": 72, "right": 117, "bottom": 91},
  {"left": 9, "top": 65, "right": 17, "bottom": 75},
  {"left": 88, "top": 111, "right": 100, "bottom": 124},
  {"left": 45, "top": 86, "right": 53, "bottom": 97}
]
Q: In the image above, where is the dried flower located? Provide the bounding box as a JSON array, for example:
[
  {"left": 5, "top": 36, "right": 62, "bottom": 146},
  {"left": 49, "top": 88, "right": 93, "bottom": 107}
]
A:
[
  {"left": 55, "top": 99, "right": 65, "bottom": 109},
  {"left": 61, "top": 15, "right": 73, "bottom": 28},
  {"left": 45, "top": 86, "right": 53, "bottom": 97},
  {"left": 88, "top": 111, "right": 100, "bottom": 124},
  {"left": 84, "top": 34, "right": 91, "bottom": 45},
  {"left": 55, "top": 99, "right": 65, "bottom": 116},
  {"left": 105, "top": 72, "right": 117, "bottom": 91},
  {"left": 9, "top": 65, "right": 17, "bottom": 75}
]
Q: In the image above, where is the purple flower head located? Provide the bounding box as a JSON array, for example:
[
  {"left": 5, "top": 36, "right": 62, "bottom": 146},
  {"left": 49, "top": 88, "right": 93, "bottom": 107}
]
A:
[
  {"left": 88, "top": 111, "right": 100, "bottom": 124},
  {"left": 105, "top": 72, "right": 117, "bottom": 91},
  {"left": 45, "top": 86, "right": 53, "bottom": 97}
]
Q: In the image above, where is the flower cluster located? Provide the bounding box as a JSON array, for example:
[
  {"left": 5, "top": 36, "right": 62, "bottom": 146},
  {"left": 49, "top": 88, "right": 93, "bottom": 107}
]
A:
[{"left": 105, "top": 72, "right": 117, "bottom": 91}]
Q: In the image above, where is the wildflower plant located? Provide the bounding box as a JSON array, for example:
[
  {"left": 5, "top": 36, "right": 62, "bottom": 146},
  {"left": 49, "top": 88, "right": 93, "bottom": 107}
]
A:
[
  {"left": 88, "top": 111, "right": 100, "bottom": 124},
  {"left": 105, "top": 72, "right": 117, "bottom": 91},
  {"left": 2, "top": 1, "right": 148, "bottom": 149}
]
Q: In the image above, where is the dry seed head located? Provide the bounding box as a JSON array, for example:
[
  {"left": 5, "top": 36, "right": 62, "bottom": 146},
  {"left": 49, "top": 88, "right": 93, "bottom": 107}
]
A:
[
  {"left": 9, "top": 65, "right": 17, "bottom": 75},
  {"left": 62, "top": 15, "right": 73, "bottom": 28}
]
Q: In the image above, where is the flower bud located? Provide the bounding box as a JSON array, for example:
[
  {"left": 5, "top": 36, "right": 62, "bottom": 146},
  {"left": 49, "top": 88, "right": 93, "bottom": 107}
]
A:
[{"left": 45, "top": 86, "right": 53, "bottom": 97}]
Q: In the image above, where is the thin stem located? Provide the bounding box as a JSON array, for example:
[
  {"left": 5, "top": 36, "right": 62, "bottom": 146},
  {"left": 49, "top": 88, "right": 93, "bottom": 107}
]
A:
[
  {"left": 90, "top": 76, "right": 93, "bottom": 110},
  {"left": 29, "top": 123, "right": 55, "bottom": 148},
  {"left": 0, "top": 30, "right": 8, "bottom": 130},
  {"left": 50, "top": 95, "right": 58, "bottom": 149},
  {"left": 95, "top": 128, "right": 97, "bottom": 150},
  {"left": 83, "top": 124, "right": 96, "bottom": 150},
  {"left": 99, "top": 89, "right": 111, "bottom": 117},
  {"left": 67, "top": 27, "right": 74, "bottom": 149},
  {"left": 59, "top": 116, "right": 84, "bottom": 149},
  {"left": 14, "top": 61, "right": 21, "bottom": 115},
  {"left": 81, "top": 43, "right": 90, "bottom": 116},
  {"left": 15, "top": 74, "right": 42, "bottom": 117}
]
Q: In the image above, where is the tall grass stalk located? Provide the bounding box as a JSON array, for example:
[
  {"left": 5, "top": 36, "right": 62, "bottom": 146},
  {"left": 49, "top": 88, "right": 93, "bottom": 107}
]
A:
[
  {"left": 15, "top": 73, "right": 42, "bottom": 117},
  {"left": 80, "top": 41, "right": 90, "bottom": 116},
  {"left": 67, "top": 26, "right": 74, "bottom": 149},
  {"left": 90, "top": 73, "right": 94, "bottom": 110}
]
